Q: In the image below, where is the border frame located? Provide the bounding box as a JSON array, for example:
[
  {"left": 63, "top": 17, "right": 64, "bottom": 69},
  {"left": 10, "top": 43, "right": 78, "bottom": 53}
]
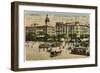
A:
[{"left": 11, "top": 1, "right": 98, "bottom": 71}]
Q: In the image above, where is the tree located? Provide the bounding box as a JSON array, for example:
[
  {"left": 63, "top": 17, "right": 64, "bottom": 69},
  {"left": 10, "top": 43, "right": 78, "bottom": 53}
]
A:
[
  {"left": 56, "top": 34, "right": 65, "bottom": 42},
  {"left": 26, "top": 32, "right": 34, "bottom": 41}
]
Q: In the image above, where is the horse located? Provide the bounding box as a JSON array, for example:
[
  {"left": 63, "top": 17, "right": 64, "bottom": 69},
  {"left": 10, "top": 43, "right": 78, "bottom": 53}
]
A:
[{"left": 50, "top": 50, "right": 62, "bottom": 57}]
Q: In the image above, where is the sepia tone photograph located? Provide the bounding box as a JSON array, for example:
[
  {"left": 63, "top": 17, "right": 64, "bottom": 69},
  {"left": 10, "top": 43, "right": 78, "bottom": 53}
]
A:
[
  {"left": 11, "top": 2, "right": 97, "bottom": 71},
  {"left": 25, "top": 10, "right": 90, "bottom": 61}
]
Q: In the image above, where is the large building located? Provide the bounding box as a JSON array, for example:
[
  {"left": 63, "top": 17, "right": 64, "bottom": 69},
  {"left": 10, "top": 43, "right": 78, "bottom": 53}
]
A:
[
  {"left": 56, "top": 22, "right": 89, "bottom": 38},
  {"left": 26, "top": 15, "right": 55, "bottom": 38}
]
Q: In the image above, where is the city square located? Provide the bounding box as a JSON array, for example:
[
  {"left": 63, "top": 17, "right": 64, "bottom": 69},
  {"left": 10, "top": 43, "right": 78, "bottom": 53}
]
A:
[{"left": 25, "top": 11, "right": 90, "bottom": 61}]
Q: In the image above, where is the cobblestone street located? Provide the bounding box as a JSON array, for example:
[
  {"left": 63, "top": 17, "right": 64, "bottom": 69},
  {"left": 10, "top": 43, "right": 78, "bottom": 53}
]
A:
[{"left": 25, "top": 42, "right": 88, "bottom": 60}]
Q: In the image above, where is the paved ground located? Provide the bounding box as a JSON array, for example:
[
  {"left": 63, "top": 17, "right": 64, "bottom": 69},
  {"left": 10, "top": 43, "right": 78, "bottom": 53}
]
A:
[{"left": 25, "top": 42, "right": 89, "bottom": 61}]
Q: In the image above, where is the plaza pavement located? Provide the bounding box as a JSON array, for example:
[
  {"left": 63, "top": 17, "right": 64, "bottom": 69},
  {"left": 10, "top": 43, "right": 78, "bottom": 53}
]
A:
[{"left": 25, "top": 42, "right": 88, "bottom": 61}]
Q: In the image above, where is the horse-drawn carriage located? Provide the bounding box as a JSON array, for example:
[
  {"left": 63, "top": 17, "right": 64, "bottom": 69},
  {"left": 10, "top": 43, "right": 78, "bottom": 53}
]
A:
[
  {"left": 50, "top": 49, "right": 62, "bottom": 57},
  {"left": 49, "top": 42, "right": 62, "bottom": 57},
  {"left": 38, "top": 42, "right": 62, "bottom": 57}
]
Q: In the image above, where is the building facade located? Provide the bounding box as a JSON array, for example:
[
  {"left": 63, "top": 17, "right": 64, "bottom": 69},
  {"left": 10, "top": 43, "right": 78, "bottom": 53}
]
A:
[
  {"left": 56, "top": 22, "right": 89, "bottom": 38},
  {"left": 26, "top": 25, "right": 55, "bottom": 38}
]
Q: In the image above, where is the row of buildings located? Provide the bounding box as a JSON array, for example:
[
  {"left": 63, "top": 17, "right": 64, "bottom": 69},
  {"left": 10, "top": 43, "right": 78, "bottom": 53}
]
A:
[{"left": 26, "top": 15, "right": 89, "bottom": 41}]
